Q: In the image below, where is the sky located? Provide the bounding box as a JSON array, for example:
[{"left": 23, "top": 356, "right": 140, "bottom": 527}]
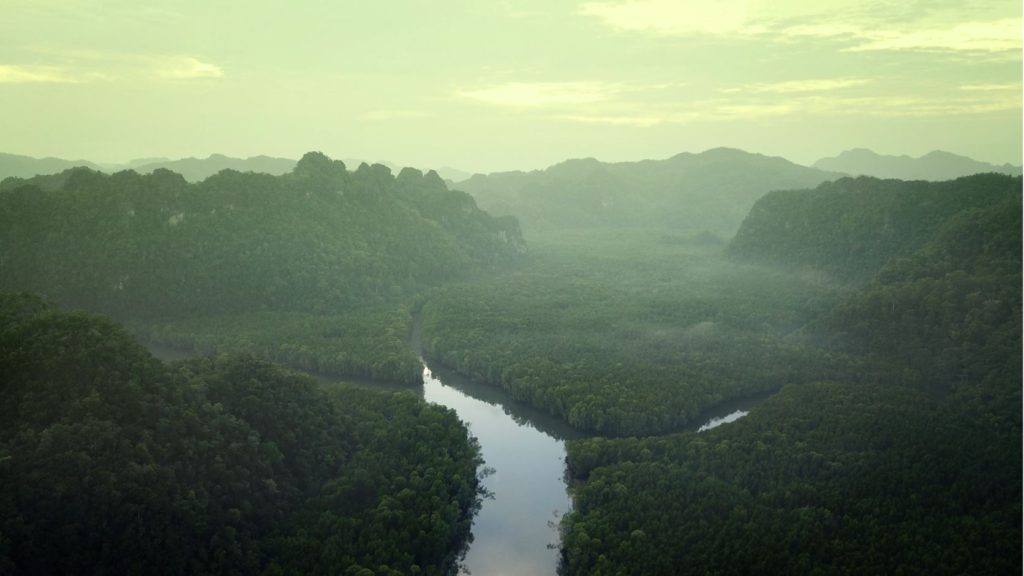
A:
[{"left": 1, "top": 0, "right": 1020, "bottom": 173}]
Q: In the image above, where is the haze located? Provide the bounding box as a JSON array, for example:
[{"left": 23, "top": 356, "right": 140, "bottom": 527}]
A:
[{"left": 2, "top": 0, "right": 1020, "bottom": 172}]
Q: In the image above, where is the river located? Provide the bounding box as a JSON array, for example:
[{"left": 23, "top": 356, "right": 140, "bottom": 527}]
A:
[
  {"left": 145, "top": 341, "right": 765, "bottom": 575},
  {"left": 421, "top": 361, "right": 581, "bottom": 576},
  {"left": 415, "top": 358, "right": 771, "bottom": 575}
]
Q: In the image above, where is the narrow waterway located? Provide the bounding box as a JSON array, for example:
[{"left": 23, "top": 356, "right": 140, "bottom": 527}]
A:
[
  {"left": 421, "top": 361, "right": 582, "bottom": 576},
  {"left": 413, "top": 357, "right": 770, "bottom": 575},
  {"left": 146, "top": 339, "right": 769, "bottom": 576}
]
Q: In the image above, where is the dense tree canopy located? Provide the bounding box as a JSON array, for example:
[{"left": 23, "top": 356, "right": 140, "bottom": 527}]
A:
[
  {"left": 418, "top": 230, "right": 886, "bottom": 435},
  {"left": 559, "top": 174, "right": 1021, "bottom": 574},
  {"left": 1, "top": 154, "right": 1018, "bottom": 575},
  {"left": 0, "top": 152, "right": 524, "bottom": 320},
  {"left": 729, "top": 174, "right": 1020, "bottom": 281},
  {"left": 0, "top": 294, "right": 484, "bottom": 575},
  {"left": 562, "top": 380, "right": 1021, "bottom": 575},
  {"left": 134, "top": 304, "right": 424, "bottom": 384},
  {"left": 0, "top": 152, "right": 525, "bottom": 384}
]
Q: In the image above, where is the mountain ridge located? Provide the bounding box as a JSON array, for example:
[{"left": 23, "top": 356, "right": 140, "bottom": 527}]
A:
[
  {"left": 814, "top": 148, "right": 1022, "bottom": 180},
  {"left": 457, "top": 147, "right": 846, "bottom": 234},
  {"left": 0, "top": 152, "right": 473, "bottom": 184}
]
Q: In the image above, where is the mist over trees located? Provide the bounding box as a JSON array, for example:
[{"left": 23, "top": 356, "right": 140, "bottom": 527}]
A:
[
  {"left": 559, "top": 173, "right": 1021, "bottom": 575},
  {"left": 0, "top": 146, "right": 1019, "bottom": 575},
  {"left": 730, "top": 174, "right": 1020, "bottom": 280},
  {"left": 2, "top": 0, "right": 1020, "bottom": 571},
  {"left": 456, "top": 148, "right": 842, "bottom": 234}
]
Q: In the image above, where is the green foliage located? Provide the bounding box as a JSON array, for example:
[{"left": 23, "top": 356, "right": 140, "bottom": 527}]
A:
[
  {"left": 3, "top": 155, "right": 1019, "bottom": 575},
  {"left": 0, "top": 294, "right": 484, "bottom": 575},
  {"left": 0, "top": 152, "right": 524, "bottom": 320},
  {"left": 560, "top": 174, "right": 1022, "bottom": 574},
  {"left": 419, "top": 229, "right": 874, "bottom": 435},
  {"left": 729, "top": 174, "right": 1020, "bottom": 281},
  {"left": 562, "top": 382, "right": 1021, "bottom": 575},
  {"left": 132, "top": 304, "right": 423, "bottom": 384},
  {"left": 818, "top": 191, "right": 1022, "bottom": 393}
]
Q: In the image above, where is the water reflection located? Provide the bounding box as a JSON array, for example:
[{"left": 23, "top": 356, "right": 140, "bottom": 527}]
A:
[
  {"left": 423, "top": 362, "right": 584, "bottom": 442},
  {"left": 698, "top": 409, "right": 749, "bottom": 432},
  {"left": 422, "top": 363, "right": 573, "bottom": 576},
  {"left": 685, "top": 389, "right": 774, "bottom": 433}
]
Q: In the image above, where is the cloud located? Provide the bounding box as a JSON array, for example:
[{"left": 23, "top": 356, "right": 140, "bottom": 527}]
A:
[
  {"left": 705, "top": 101, "right": 805, "bottom": 121},
  {"left": 723, "top": 78, "right": 870, "bottom": 94},
  {"left": 456, "top": 82, "right": 621, "bottom": 107},
  {"left": 736, "top": 92, "right": 1020, "bottom": 119},
  {"left": 845, "top": 18, "right": 1021, "bottom": 53},
  {"left": 817, "top": 94, "right": 1020, "bottom": 117},
  {"left": 15, "top": 48, "right": 225, "bottom": 82},
  {"left": 361, "top": 109, "right": 429, "bottom": 121},
  {"left": 579, "top": 0, "right": 755, "bottom": 35},
  {"left": 959, "top": 82, "right": 1021, "bottom": 92},
  {"left": 458, "top": 71, "right": 1015, "bottom": 130},
  {"left": 549, "top": 86, "right": 1019, "bottom": 128},
  {"left": 156, "top": 57, "right": 223, "bottom": 80},
  {"left": 551, "top": 113, "right": 664, "bottom": 127},
  {"left": 0, "top": 64, "right": 79, "bottom": 83},
  {"left": 581, "top": 0, "right": 1020, "bottom": 56},
  {"left": 776, "top": 22, "right": 864, "bottom": 40}
]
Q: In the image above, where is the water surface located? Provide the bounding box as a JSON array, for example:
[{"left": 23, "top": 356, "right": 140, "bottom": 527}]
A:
[{"left": 422, "top": 362, "right": 582, "bottom": 576}]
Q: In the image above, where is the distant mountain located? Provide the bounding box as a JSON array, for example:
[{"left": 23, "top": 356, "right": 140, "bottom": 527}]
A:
[
  {"left": 456, "top": 147, "right": 844, "bottom": 234},
  {"left": 437, "top": 166, "right": 472, "bottom": 183},
  {"left": 0, "top": 152, "right": 101, "bottom": 179},
  {"left": 0, "top": 153, "right": 296, "bottom": 183},
  {"left": 813, "top": 149, "right": 1022, "bottom": 181},
  {"left": 123, "top": 157, "right": 171, "bottom": 168},
  {"left": 1, "top": 152, "right": 473, "bottom": 185},
  {"left": 130, "top": 154, "right": 297, "bottom": 181}
]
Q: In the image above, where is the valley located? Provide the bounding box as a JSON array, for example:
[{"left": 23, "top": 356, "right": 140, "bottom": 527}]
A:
[{"left": 1, "top": 153, "right": 1019, "bottom": 575}]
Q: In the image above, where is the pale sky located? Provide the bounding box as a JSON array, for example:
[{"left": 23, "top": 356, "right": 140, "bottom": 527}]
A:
[{"left": 1, "top": 0, "right": 1020, "bottom": 172}]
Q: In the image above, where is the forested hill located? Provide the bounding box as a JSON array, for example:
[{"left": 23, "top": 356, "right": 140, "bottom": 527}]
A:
[
  {"left": 729, "top": 173, "right": 1021, "bottom": 281},
  {"left": 456, "top": 147, "right": 842, "bottom": 234},
  {"left": 0, "top": 293, "right": 484, "bottom": 575},
  {"left": 0, "top": 151, "right": 524, "bottom": 319},
  {"left": 560, "top": 174, "right": 1021, "bottom": 576},
  {"left": 818, "top": 180, "right": 1021, "bottom": 393}
]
